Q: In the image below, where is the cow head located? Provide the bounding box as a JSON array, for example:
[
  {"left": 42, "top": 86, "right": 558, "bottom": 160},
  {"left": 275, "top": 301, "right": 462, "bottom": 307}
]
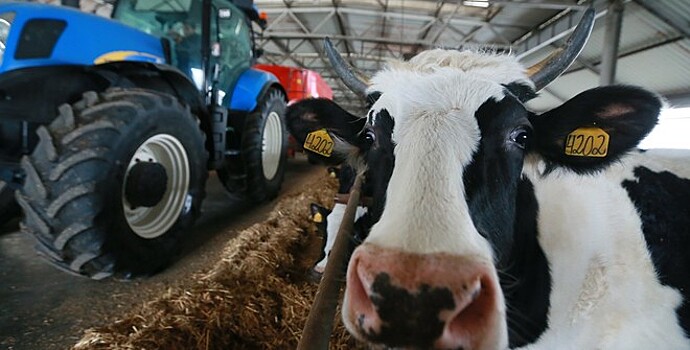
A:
[{"left": 288, "top": 8, "right": 662, "bottom": 350}]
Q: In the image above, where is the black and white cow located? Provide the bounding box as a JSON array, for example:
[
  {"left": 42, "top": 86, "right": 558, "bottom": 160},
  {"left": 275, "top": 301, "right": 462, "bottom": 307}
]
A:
[{"left": 287, "top": 9, "right": 690, "bottom": 350}]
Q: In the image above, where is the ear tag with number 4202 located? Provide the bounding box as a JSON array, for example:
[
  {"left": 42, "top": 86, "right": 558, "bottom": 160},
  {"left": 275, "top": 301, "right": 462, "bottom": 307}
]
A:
[
  {"left": 312, "top": 212, "right": 323, "bottom": 223},
  {"left": 304, "top": 129, "right": 334, "bottom": 157},
  {"left": 564, "top": 127, "right": 609, "bottom": 157}
]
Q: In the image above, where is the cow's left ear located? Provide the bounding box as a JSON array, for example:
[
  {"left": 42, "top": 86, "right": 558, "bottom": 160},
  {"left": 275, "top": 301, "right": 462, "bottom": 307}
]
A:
[
  {"left": 286, "top": 98, "right": 367, "bottom": 165},
  {"left": 529, "top": 85, "right": 662, "bottom": 172}
]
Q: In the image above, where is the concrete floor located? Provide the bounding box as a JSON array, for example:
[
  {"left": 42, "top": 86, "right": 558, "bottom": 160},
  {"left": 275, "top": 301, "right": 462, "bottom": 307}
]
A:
[{"left": 0, "top": 157, "right": 321, "bottom": 350}]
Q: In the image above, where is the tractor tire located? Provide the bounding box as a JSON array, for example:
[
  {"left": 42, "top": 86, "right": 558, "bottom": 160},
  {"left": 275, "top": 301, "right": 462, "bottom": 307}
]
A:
[
  {"left": 0, "top": 181, "right": 19, "bottom": 228},
  {"left": 17, "top": 88, "right": 207, "bottom": 279},
  {"left": 241, "top": 88, "right": 288, "bottom": 203}
]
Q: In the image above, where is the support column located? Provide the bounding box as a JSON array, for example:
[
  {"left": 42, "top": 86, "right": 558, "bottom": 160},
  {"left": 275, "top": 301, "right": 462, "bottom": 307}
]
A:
[
  {"left": 61, "top": 0, "right": 80, "bottom": 8},
  {"left": 599, "top": 0, "right": 624, "bottom": 86}
]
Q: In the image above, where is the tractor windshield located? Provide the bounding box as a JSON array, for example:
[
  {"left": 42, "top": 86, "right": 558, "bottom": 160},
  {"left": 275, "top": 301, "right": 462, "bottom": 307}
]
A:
[
  {"left": 114, "top": 0, "right": 203, "bottom": 84},
  {"left": 133, "top": 0, "right": 193, "bottom": 12},
  {"left": 114, "top": 0, "right": 254, "bottom": 94}
]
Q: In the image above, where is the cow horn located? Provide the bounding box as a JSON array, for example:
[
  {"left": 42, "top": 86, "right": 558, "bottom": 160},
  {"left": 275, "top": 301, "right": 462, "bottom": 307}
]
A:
[
  {"left": 324, "top": 37, "right": 369, "bottom": 97},
  {"left": 528, "top": 7, "right": 596, "bottom": 91}
]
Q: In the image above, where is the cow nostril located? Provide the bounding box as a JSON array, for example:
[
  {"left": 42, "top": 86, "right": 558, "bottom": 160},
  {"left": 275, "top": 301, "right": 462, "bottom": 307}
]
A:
[
  {"left": 448, "top": 276, "right": 495, "bottom": 339},
  {"left": 347, "top": 257, "right": 378, "bottom": 334}
]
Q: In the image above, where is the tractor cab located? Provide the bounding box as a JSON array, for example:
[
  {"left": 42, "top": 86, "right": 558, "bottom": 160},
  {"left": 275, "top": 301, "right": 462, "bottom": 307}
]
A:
[{"left": 113, "top": 0, "right": 261, "bottom": 95}]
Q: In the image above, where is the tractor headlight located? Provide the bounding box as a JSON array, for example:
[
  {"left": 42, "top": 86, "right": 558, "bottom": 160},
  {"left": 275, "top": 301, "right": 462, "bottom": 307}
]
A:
[{"left": 0, "top": 12, "right": 15, "bottom": 66}]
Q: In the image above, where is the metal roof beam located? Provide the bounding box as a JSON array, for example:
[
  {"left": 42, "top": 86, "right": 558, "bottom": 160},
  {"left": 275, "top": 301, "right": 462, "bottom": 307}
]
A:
[
  {"left": 261, "top": 6, "right": 530, "bottom": 30},
  {"left": 633, "top": 0, "right": 690, "bottom": 39},
  {"left": 332, "top": 0, "right": 356, "bottom": 64},
  {"left": 260, "top": 32, "right": 511, "bottom": 50},
  {"left": 493, "top": 1, "right": 590, "bottom": 11},
  {"left": 665, "top": 92, "right": 690, "bottom": 108},
  {"left": 513, "top": 0, "right": 611, "bottom": 58},
  {"left": 563, "top": 35, "right": 684, "bottom": 75}
]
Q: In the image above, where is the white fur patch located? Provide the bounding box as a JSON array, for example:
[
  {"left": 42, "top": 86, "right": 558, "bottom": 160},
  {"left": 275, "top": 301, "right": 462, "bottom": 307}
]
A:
[
  {"left": 314, "top": 204, "right": 368, "bottom": 273},
  {"left": 519, "top": 150, "right": 690, "bottom": 349}
]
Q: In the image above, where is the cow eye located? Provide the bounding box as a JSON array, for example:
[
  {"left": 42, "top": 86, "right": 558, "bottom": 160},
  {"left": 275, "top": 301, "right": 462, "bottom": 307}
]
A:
[
  {"left": 510, "top": 128, "right": 530, "bottom": 149},
  {"left": 364, "top": 129, "right": 376, "bottom": 144}
]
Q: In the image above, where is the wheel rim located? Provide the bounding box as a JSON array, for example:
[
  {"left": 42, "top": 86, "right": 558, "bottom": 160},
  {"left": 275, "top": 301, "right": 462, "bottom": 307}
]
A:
[
  {"left": 262, "top": 111, "right": 283, "bottom": 180},
  {"left": 123, "top": 134, "right": 190, "bottom": 239}
]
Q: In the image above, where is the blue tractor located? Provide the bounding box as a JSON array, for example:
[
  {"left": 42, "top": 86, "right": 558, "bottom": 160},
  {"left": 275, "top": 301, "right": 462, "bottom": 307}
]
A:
[{"left": 0, "top": 0, "right": 289, "bottom": 279}]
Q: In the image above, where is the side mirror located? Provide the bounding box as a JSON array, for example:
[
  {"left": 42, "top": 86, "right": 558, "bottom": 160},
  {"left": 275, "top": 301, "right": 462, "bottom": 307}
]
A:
[
  {"left": 218, "top": 8, "right": 231, "bottom": 20},
  {"left": 212, "top": 42, "right": 221, "bottom": 57},
  {"left": 254, "top": 48, "right": 264, "bottom": 59}
]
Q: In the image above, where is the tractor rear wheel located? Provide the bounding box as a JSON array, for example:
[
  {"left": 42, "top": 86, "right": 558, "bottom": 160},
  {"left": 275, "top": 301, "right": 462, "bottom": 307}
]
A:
[{"left": 17, "top": 88, "right": 207, "bottom": 279}]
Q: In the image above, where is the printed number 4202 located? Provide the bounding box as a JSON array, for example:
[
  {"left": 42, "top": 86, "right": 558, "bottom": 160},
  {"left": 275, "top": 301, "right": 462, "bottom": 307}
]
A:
[
  {"left": 304, "top": 130, "right": 334, "bottom": 157},
  {"left": 564, "top": 132, "right": 608, "bottom": 157}
]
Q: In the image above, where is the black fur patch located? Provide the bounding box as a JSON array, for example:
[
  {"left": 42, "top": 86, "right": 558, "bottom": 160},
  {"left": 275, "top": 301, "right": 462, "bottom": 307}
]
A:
[
  {"left": 463, "top": 97, "right": 551, "bottom": 346},
  {"left": 622, "top": 166, "right": 690, "bottom": 334},
  {"left": 503, "top": 82, "right": 537, "bottom": 102},
  {"left": 464, "top": 96, "right": 530, "bottom": 260},
  {"left": 363, "top": 273, "right": 456, "bottom": 348},
  {"left": 503, "top": 178, "right": 551, "bottom": 347}
]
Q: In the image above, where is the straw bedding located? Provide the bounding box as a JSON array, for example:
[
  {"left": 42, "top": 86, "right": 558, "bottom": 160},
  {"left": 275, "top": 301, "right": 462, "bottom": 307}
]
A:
[{"left": 73, "top": 172, "right": 365, "bottom": 350}]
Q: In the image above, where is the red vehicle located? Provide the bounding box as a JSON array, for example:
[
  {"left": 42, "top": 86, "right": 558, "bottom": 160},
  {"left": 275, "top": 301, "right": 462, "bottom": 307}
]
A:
[
  {"left": 255, "top": 64, "right": 333, "bottom": 156},
  {"left": 255, "top": 64, "right": 333, "bottom": 105}
]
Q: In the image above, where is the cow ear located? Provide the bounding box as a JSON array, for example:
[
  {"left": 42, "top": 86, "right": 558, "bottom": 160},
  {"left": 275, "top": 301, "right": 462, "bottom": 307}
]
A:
[
  {"left": 529, "top": 85, "right": 661, "bottom": 172},
  {"left": 286, "top": 98, "right": 366, "bottom": 165},
  {"left": 309, "top": 203, "right": 331, "bottom": 224},
  {"left": 310, "top": 203, "right": 324, "bottom": 223},
  {"left": 327, "top": 166, "right": 340, "bottom": 179}
]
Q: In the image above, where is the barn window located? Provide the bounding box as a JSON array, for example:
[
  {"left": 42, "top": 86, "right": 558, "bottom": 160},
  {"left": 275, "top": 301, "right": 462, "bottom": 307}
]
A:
[{"left": 639, "top": 107, "right": 690, "bottom": 149}]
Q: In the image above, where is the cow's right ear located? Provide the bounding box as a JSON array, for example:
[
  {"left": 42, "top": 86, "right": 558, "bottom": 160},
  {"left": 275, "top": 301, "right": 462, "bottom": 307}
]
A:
[
  {"left": 287, "top": 98, "right": 366, "bottom": 165},
  {"left": 529, "top": 85, "right": 661, "bottom": 173}
]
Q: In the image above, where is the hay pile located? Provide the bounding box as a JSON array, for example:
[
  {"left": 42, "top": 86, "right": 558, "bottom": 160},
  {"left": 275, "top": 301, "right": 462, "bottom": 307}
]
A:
[{"left": 73, "top": 172, "right": 365, "bottom": 350}]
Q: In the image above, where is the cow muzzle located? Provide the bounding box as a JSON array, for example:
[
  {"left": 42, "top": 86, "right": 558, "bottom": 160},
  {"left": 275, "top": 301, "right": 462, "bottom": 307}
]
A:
[{"left": 343, "top": 244, "right": 507, "bottom": 350}]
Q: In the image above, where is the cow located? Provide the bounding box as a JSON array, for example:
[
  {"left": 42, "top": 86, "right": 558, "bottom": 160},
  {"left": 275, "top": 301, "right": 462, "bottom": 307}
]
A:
[
  {"left": 310, "top": 166, "right": 369, "bottom": 274},
  {"left": 287, "top": 8, "right": 690, "bottom": 350}
]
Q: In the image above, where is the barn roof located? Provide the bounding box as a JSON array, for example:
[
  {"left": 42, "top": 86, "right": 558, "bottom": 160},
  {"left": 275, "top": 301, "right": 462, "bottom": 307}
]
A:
[{"left": 253, "top": 0, "right": 690, "bottom": 113}]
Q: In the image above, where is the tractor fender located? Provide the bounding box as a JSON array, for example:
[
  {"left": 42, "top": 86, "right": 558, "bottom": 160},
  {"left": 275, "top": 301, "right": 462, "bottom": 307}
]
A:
[
  {"left": 227, "top": 68, "right": 285, "bottom": 112},
  {"left": 0, "top": 62, "right": 205, "bottom": 123},
  {"left": 0, "top": 2, "right": 165, "bottom": 74},
  {"left": 0, "top": 63, "right": 212, "bottom": 165}
]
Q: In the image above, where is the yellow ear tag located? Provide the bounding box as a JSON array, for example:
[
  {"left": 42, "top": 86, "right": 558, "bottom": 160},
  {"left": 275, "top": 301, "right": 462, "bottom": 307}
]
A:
[
  {"left": 329, "top": 171, "right": 337, "bottom": 178},
  {"left": 564, "top": 127, "right": 609, "bottom": 157},
  {"left": 313, "top": 212, "right": 324, "bottom": 223},
  {"left": 304, "top": 129, "right": 334, "bottom": 157}
]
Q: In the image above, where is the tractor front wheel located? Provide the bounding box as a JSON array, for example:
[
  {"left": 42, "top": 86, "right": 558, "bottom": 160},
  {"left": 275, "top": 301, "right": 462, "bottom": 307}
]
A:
[
  {"left": 242, "top": 88, "right": 288, "bottom": 202},
  {"left": 218, "top": 88, "right": 288, "bottom": 202},
  {"left": 17, "top": 88, "right": 207, "bottom": 279},
  {"left": 0, "top": 181, "right": 19, "bottom": 229}
]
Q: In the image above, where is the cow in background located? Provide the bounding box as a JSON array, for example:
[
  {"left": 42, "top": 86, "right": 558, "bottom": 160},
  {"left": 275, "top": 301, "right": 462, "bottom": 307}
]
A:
[
  {"left": 310, "top": 166, "right": 368, "bottom": 274},
  {"left": 287, "top": 7, "right": 690, "bottom": 350}
]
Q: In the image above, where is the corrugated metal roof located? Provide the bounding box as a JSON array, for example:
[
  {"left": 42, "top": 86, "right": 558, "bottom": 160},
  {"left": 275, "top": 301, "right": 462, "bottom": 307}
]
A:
[
  {"left": 523, "top": 1, "right": 690, "bottom": 111},
  {"left": 54, "top": 0, "right": 690, "bottom": 112},
  {"left": 252, "top": 0, "right": 690, "bottom": 111}
]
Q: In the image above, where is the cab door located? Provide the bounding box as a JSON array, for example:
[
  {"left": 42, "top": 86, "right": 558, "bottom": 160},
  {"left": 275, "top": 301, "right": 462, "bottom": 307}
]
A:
[{"left": 210, "top": 0, "right": 252, "bottom": 99}]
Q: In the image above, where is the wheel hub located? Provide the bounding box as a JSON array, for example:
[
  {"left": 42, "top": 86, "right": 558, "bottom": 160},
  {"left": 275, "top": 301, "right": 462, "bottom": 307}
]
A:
[
  {"left": 123, "top": 134, "right": 191, "bottom": 239},
  {"left": 261, "top": 111, "right": 283, "bottom": 180},
  {"left": 124, "top": 161, "right": 168, "bottom": 208}
]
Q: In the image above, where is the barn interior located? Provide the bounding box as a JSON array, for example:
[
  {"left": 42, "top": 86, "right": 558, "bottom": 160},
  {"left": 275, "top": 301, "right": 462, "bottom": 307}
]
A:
[{"left": 1, "top": 0, "right": 689, "bottom": 349}]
